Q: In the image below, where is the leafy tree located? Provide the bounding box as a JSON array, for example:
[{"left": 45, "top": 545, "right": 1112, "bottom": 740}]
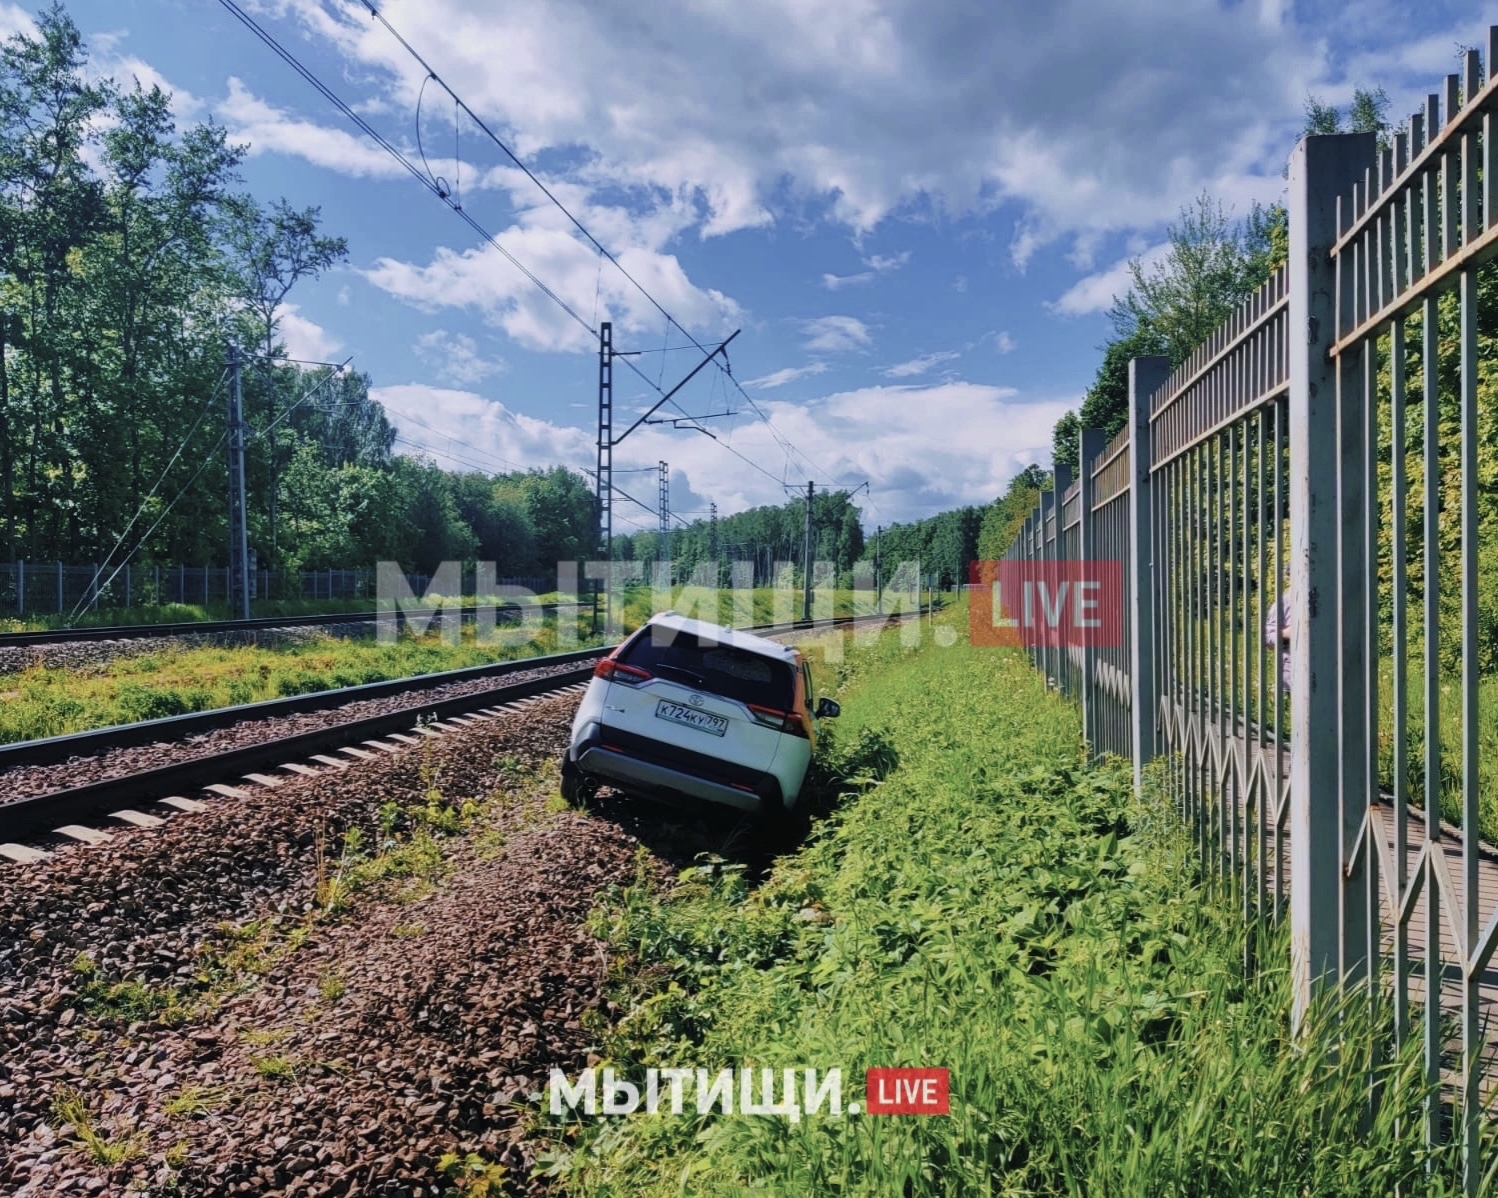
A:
[
  {"left": 977, "top": 464, "right": 1049, "bottom": 560},
  {"left": 227, "top": 197, "right": 348, "bottom": 565}
]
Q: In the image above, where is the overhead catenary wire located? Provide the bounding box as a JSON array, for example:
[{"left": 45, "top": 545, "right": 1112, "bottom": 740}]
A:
[
  {"left": 219, "top": 0, "right": 840, "bottom": 507},
  {"left": 349, "top": 2, "right": 839, "bottom": 487}
]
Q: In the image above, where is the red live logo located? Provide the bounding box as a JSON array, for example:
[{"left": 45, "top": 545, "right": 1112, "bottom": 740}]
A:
[
  {"left": 864, "top": 1068, "right": 950, "bottom": 1115},
  {"left": 967, "top": 560, "right": 1124, "bottom": 649}
]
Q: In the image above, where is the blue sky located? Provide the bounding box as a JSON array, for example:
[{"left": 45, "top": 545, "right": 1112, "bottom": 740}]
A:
[{"left": 10, "top": 0, "right": 1497, "bottom": 533}]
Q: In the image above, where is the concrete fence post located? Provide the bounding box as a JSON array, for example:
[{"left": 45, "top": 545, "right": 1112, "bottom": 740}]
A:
[
  {"left": 1077, "top": 429, "right": 1106, "bottom": 753},
  {"left": 1287, "top": 130, "right": 1377, "bottom": 1031},
  {"left": 1038, "top": 489, "right": 1056, "bottom": 686},
  {"left": 1129, "top": 357, "right": 1170, "bottom": 795},
  {"left": 1051, "top": 464, "right": 1074, "bottom": 697}
]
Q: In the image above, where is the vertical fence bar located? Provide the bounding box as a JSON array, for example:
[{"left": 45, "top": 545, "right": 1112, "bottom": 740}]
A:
[
  {"left": 1419, "top": 88, "right": 1444, "bottom": 1159},
  {"left": 1337, "top": 191, "right": 1371, "bottom": 993},
  {"left": 1287, "top": 129, "right": 1376, "bottom": 1029},
  {"left": 1458, "top": 50, "right": 1482, "bottom": 1190}
]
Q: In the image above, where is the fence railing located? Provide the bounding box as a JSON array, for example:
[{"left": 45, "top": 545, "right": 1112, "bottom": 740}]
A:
[
  {"left": 1001, "top": 33, "right": 1498, "bottom": 1192},
  {"left": 0, "top": 562, "right": 555, "bottom": 617}
]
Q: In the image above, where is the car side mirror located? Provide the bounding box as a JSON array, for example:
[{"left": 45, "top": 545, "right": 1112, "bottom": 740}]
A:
[{"left": 815, "top": 697, "right": 840, "bottom": 719}]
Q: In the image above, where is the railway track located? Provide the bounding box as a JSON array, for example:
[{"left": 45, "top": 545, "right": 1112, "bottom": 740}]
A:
[
  {"left": 0, "top": 602, "right": 588, "bottom": 649},
  {"left": 0, "top": 613, "right": 904, "bottom": 854}
]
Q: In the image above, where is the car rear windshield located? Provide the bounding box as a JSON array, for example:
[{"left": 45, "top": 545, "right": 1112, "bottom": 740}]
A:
[{"left": 618, "top": 628, "right": 795, "bottom": 710}]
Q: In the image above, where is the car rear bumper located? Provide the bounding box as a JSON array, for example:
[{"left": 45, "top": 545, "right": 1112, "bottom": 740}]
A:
[{"left": 571, "top": 724, "right": 782, "bottom": 815}]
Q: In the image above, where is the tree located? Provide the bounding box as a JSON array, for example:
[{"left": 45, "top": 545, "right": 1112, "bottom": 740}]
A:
[
  {"left": 977, "top": 464, "right": 1049, "bottom": 560},
  {"left": 227, "top": 197, "right": 348, "bottom": 566},
  {"left": 1110, "top": 194, "right": 1262, "bottom": 368}
]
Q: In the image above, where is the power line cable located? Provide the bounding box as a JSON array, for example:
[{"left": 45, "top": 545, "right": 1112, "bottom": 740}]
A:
[
  {"left": 220, "top": 0, "right": 802, "bottom": 497},
  {"left": 74, "top": 433, "right": 230, "bottom": 621},
  {"left": 70, "top": 369, "right": 230, "bottom": 623},
  {"left": 351, "top": 2, "right": 834, "bottom": 484}
]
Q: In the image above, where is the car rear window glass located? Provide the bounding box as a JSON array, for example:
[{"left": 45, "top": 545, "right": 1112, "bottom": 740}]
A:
[{"left": 619, "top": 628, "right": 794, "bottom": 709}]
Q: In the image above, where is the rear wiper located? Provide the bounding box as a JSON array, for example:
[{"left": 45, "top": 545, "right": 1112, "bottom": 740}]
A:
[{"left": 653, "top": 664, "right": 704, "bottom": 682}]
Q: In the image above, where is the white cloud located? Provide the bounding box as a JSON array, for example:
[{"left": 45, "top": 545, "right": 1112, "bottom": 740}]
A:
[
  {"left": 882, "top": 350, "right": 960, "bottom": 379},
  {"left": 374, "top": 371, "right": 1073, "bottom": 522},
  {"left": 619, "top": 381, "right": 1075, "bottom": 522},
  {"left": 375, "top": 383, "right": 593, "bottom": 474},
  {"left": 992, "top": 331, "right": 1015, "bottom": 353},
  {"left": 1047, "top": 243, "right": 1169, "bottom": 317},
  {"left": 276, "top": 304, "right": 344, "bottom": 362},
  {"left": 364, "top": 233, "right": 739, "bottom": 353},
  {"left": 0, "top": 3, "right": 36, "bottom": 40},
  {"left": 803, "top": 315, "right": 872, "bottom": 353},
  {"left": 821, "top": 249, "right": 909, "bottom": 290},
  {"left": 414, "top": 330, "right": 506, "bottom": 385},
  {"left": 269, "top": 0, "right": 1326, "bottom": 259},
  {"left": 743, "top": 362, "right": 829, "bottom": 389},
  {"left": 217, "top": 78, "right": 409, "bottom": 178},
  {"left": 821, "top": 270, "right": 875, "bottom": 291}
]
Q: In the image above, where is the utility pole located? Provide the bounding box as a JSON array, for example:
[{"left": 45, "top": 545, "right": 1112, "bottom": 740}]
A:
[
  {"left": 596, "top": 322, "right": 614, "bottom": 569},
  {"left": 709, "top": 502, "right": 718, "bottom": 586},
  {"left": 658, "top": 460, "right": 670, "bottom": 580},
  {"left": 227, "top": 343, "right": 250, "bottom": 620},
  {"left": 802, "top": 480, "right": 815, "bottom": 622},
  {"left": 874, "top": 524, "right": 882, "bottom": 615},
  {"left": 596, "top": 322, "right": 737, "bottom": 616}
]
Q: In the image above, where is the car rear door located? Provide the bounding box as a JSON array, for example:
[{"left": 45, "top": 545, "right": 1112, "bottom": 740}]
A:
[{"left": 603, "top": 629, "right": 796, "bottom": 773}]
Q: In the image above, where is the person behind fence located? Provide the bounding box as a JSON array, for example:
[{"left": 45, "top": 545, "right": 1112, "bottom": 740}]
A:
[{"left": 1263, "top": 584, "right": 1292, "bottom": 692}]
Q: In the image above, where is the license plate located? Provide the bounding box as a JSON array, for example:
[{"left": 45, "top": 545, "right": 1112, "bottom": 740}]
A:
[{"left": 654, "top": 699, "right": 728, "bottom": 737}]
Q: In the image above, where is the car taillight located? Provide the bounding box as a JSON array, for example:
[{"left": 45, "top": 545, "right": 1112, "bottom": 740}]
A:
[
  {"left": 594, "top": 657, "right": 652, "bottom": 685},
  {"left": 748, "top": 703, "right": 809, "bottom": 737}
]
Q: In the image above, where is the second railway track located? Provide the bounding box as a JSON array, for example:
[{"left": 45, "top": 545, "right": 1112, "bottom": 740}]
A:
[{"left": 0, "top": 612, "right": 910, "bottom": 852}]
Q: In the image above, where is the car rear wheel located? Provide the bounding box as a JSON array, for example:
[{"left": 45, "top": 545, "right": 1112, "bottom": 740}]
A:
[{"left": 559, "top": 753, "right": 597, "bottom": 809}]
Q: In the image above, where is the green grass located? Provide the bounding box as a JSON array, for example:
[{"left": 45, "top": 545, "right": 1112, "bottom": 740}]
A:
[
  {"left": 51, "top": 1087, "right": 146, "bottom": 1166},
  {"left": 0, "top": 590, "right": 586, "bottom": 633},
  {"left": 1374, "top": 660, "right": 1498, "bottom": 845},
  {"left": 547, "top": 604, "right": 1467, "bottom": 1196},
  {"left": 0, "top": 618, "right": 603, "bottom": 744},
  {"left": 612, "top": 582, "right": 939, "bottom": 635}
]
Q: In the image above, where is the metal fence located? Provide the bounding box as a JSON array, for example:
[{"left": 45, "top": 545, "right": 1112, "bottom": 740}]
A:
[
  {"left": 0, "top": 562, "right": 556, "bottom": 617},
  {"left": 1002, "top": 35, "right": 1498, "bottom": 1192}
]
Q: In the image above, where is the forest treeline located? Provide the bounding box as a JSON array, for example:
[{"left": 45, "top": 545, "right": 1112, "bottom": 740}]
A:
[{"left": 0, "top": 5, "right": 602, "bottom": 577}]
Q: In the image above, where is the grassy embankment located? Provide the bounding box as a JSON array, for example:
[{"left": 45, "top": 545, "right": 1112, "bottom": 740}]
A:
[
  {"left": 547, "top": 603, "right": 1469, "bottom": 1196},
  {"left": 0, "top": 592, "right": 583, "bottom": 634}
]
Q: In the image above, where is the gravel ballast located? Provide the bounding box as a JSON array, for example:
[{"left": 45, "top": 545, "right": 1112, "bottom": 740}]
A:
[{"left": 0, "top": 691, "right": 658, "bottom": 1197}]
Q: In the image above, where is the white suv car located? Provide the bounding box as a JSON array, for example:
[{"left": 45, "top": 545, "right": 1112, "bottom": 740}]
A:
[{"left": 562, "top": 612, "right": 839, "bottom": 820}]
